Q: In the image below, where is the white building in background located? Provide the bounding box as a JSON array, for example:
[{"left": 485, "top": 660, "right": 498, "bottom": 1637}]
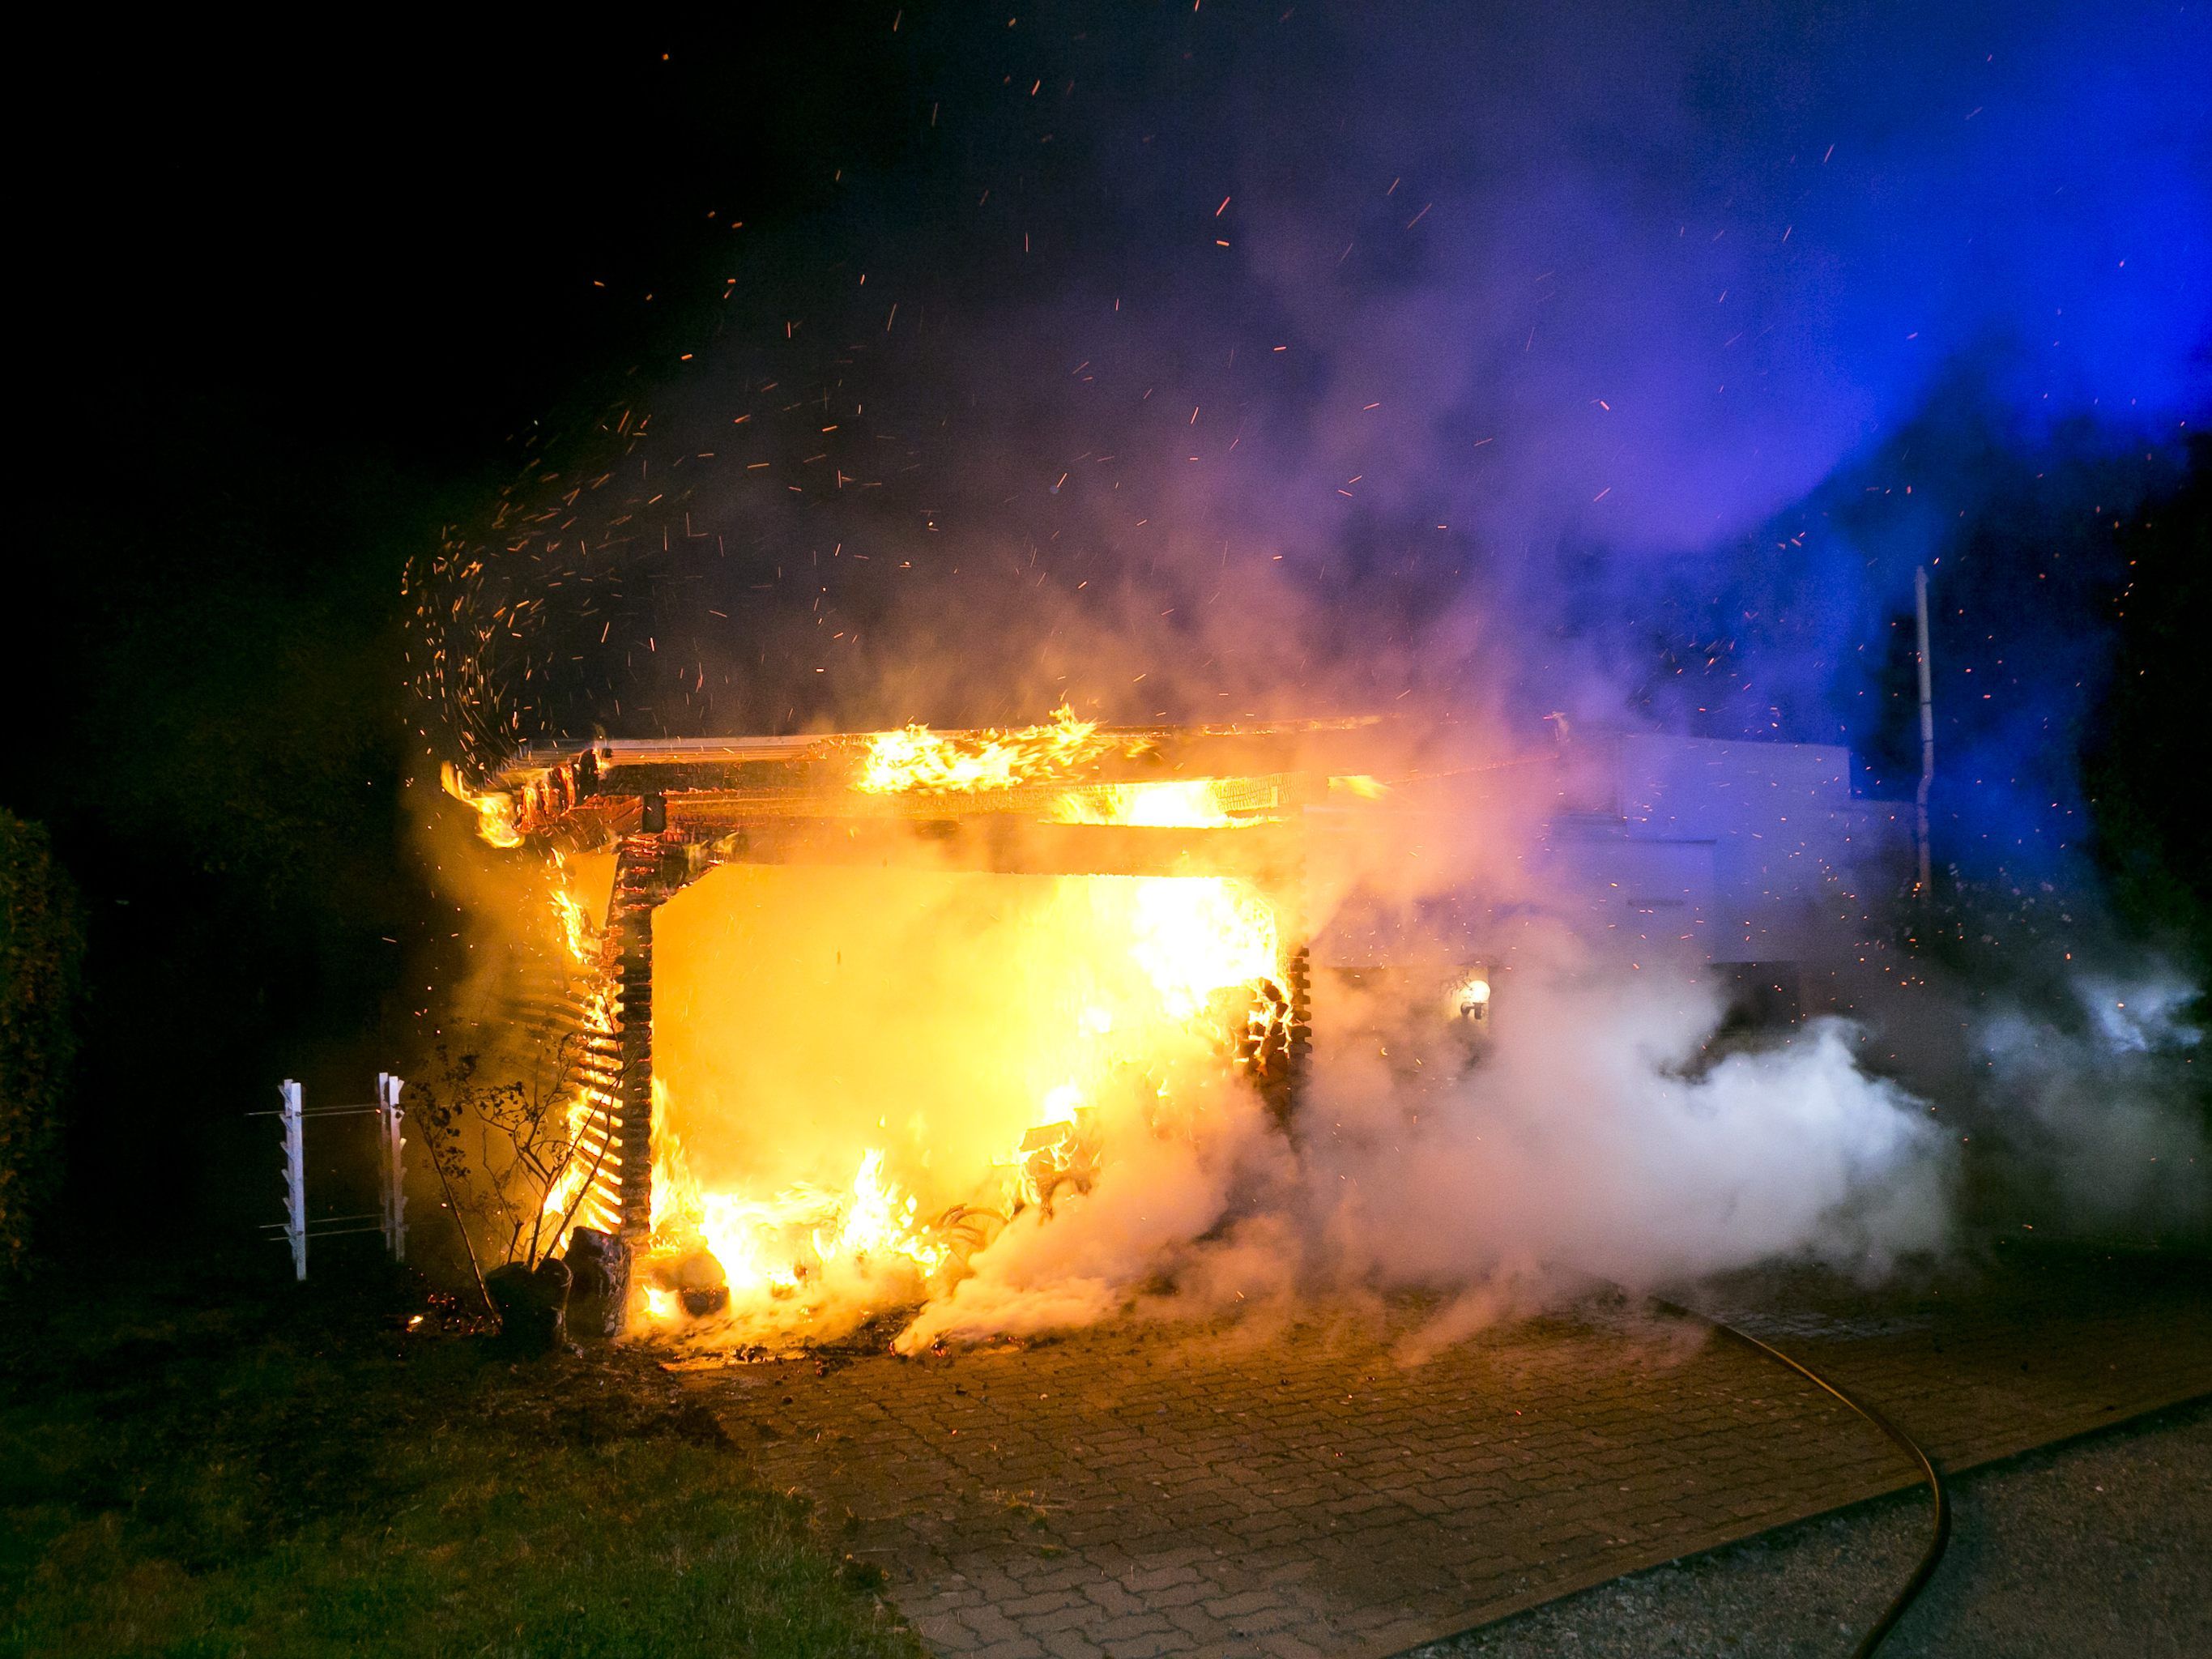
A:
[{"left": 1317, "top": 730, "right": 1918, "bottom": 1026}]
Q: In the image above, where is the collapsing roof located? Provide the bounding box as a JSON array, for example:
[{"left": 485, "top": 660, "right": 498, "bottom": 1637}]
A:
[{"left": 458, "top": 715, "right": 1391, "bottom": 881}]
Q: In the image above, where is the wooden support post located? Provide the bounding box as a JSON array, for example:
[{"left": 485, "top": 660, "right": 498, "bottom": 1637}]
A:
[
  {"left": 1284, "top": 942, "right": 1313, "bottom": 1101},
  {"left": 1258, "top": 855, "right": 1313, "bottom": 1131},
  {"left": 612, "top": 837, "right": 663, "bottom": 1246}
]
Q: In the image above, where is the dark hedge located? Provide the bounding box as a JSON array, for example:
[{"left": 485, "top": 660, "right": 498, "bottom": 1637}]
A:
[{"left": 0, "top": 812, "right": 81, "bottom": 1280}]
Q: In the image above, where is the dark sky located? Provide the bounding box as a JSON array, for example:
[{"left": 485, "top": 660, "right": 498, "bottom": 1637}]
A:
[
  {"left": 25, "top": 6, "right": 2210, "bottom": 843},
  {"left": 34, "top": 20, "right": 910, "bottom": 463}
]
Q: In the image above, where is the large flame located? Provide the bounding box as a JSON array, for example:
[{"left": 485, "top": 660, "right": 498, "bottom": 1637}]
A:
[
  {"left": 1049, "top": 778, "right": 1238, "bottom": 828},
  {"left": 630, "top": 864, "right": 1286, "bottom": 1344},
  {"left": 1129, "top": 877, "right": 1281, "bottom": 1020},
  {"left": 483, "top": 711, "right": 1294, "bottom": 1345},
  {"left": 855, "top": 703, "right": 1121, "bottom": 794},
  {"left": 535, "top": 852, "right": 623, "bottom": 1244}
]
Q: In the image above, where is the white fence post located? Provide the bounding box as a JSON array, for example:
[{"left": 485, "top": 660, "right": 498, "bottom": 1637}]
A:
[
  {"left": 280, "top": 1080, "right": 307, "bottom": 1281},
  {"left": 378, "top": 1073, "right": 407, "bottom": 1263},
  {"left": 262, "top": 1074, "right": 408, "bottom": 1276}
]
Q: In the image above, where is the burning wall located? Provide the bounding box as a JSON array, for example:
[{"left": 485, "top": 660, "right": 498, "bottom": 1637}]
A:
[
  {"left": 452, "top": 710, "right": 1322, "bottom": 1348},
  {"left": 643, "top": 862, "right": 1289, "bottom": 1341}
]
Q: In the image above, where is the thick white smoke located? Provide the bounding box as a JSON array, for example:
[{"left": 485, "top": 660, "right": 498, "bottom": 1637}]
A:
[
  {"left": 1305, "top": 940, "right": 1953, "bottom": 1297},
  {"left": 1977, "top": 971, "right": 2207, "bottom": 1234},
  {"left": 892, "top": 925, "right": 1955, "bottom": 1354},
  {"left": 894, "top": 1078, "right": 1293, "bottom": 1352}
]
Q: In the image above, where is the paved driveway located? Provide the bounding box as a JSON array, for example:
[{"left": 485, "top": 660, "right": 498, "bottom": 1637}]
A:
[{"left": 682, "top": 1247, "right": 2212, "bottom": 1659}]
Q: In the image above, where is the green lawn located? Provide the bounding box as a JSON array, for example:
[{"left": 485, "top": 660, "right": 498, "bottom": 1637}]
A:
[{"left": 0, "top": 1254, "right": 922, "bottom": 1658}]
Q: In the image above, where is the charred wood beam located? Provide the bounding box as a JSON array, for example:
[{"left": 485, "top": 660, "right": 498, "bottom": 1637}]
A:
[
  {"left": 610, "top": 837, "right": 663, "bottom": 1244},
  {"left": 1258, "top": 857, "right": 1312, "bottom": 1132},
  {"left": 1282, "top": 943, "right": 1313, "bottom": 1120},
  {"left": 608, "top": 831, "right": 732, "bottom": 1246}
]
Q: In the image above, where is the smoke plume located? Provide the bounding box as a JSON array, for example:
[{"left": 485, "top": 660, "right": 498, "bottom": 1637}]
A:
[{"left": 411, "top": 3, "right": 2211, "bottom": 1345}]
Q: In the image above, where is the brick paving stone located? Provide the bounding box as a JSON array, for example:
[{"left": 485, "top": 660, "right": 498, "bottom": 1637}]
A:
[
  {"left": 961, "top": 1606, "right": 1035, "bottom": 1644},
  {"left": 681, "top": 1246, "right": 2210, "bottom": 1658},
  {"left": 1091, "top": 1613, "right": 1177, "bottom": 1642},
  {"left": 916, "top": 1614, "right": 982, "bottom": 1651}
]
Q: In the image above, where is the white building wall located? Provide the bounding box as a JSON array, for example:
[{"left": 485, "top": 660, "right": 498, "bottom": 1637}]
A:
[{"left": 1313, "top": 732, "right": 1913, "bottom": 975}]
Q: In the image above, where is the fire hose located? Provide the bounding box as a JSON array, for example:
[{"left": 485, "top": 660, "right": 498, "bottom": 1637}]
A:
[{"left": 1654, "top": 1297, "right": 1952, "bottom": 1658}]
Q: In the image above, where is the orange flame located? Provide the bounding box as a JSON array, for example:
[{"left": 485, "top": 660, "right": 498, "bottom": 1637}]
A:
[
  {"left": 440, "top": 761, "right": 523, "bottom": 847},
  {"left": 622, "top": 868, "right": 1289, "bottom": 1344},
  {"left": 1049, "top": 778, "right": 1237, "bottom": 828},
  {"left": 856, "top": 703, "right": 1118, "bottom": 794},
  {"left": 644, "top": 1121, "right": 952, "bottom": 1329},
  {"left": 1129, "top": 877, "right": 1282, "bottom": 1022},
  {"left": 548, "top": 852, "right": 602, "bottom": 966},
  {"left": 536, "top": 854, "right": 621, "bottom": 1247}
]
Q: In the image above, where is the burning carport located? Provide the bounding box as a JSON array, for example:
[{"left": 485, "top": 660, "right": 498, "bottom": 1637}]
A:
[{"left": 454, "top": 710, "right": 1381, "bottom": 1335}]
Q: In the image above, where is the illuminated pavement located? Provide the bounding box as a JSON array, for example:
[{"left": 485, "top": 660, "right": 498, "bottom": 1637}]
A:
[{"left": 680, "top": 1247, "right": 2212, "bottom": 1659}]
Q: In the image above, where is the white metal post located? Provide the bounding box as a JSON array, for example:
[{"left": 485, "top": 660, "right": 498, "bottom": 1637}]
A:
[
  {"left": 377, "top": 1073, "right": 407, "bottom": 1263},
  {"left": 1915, "top": 564, "right": 1935, "bottom": 895},
  {"left": 280, "top": 1080, "right": 307, "bottom": 1281}
]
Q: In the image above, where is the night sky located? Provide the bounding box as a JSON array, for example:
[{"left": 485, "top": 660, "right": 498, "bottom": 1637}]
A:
[{"left": 15, "top": 5, "right": 2209, "bottom": 1225}]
